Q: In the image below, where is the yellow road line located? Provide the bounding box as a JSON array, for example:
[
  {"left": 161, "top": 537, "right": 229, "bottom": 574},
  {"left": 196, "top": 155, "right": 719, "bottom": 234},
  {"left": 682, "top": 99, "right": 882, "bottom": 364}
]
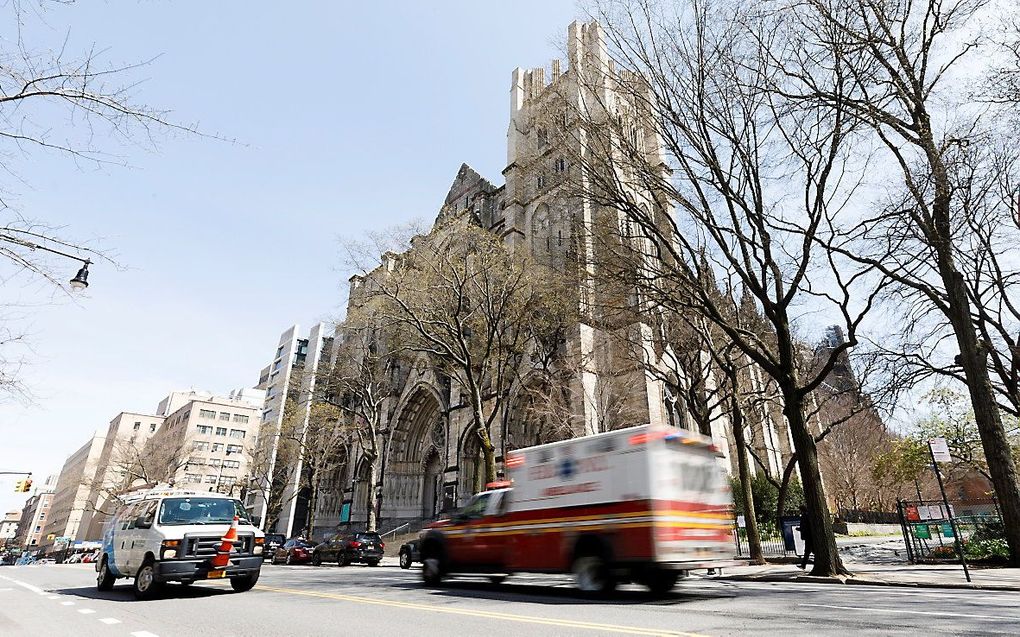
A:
[{"left": 256, "top": 585, "right": 711, "bottom": 637}]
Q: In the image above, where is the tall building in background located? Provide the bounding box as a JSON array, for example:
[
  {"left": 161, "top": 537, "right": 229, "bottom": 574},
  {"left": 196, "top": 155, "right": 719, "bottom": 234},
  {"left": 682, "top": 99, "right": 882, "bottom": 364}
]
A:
[
  {"left": 42, "top": 434, "right": 108, "bottom": 549},
  {"left": 0, "top": 510, "right": 22, "bottom": 548},
  {"left": 248, "top": 324, "right": 332, "bottom": 537},
  {"left": 75, "top": 410, "right": 165, "bottom": 541},
  {"left": 145, "top": 388, "right": 265, "bottom": 495},
  {"left": 14, "top": 475, "right": 56, "bottom": 551}
]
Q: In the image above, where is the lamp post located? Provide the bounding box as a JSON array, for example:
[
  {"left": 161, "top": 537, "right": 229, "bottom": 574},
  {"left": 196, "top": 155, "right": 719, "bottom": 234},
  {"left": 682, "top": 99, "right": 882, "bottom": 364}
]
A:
[{"left": 0, "top": 230, "right": 93, "bottom": 289}]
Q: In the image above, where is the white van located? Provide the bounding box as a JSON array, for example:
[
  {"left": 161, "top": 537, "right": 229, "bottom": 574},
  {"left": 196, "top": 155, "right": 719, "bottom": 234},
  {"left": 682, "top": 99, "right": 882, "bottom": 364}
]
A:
[{"left": 96, "top": 486, "right": 265, "bottom": 599}]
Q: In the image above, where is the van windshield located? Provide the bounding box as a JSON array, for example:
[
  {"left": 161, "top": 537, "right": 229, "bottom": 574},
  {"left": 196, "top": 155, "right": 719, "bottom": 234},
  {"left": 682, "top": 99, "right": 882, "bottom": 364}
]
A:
[{"left": 158, "top": 497, "right": 250, "bottom": 526}]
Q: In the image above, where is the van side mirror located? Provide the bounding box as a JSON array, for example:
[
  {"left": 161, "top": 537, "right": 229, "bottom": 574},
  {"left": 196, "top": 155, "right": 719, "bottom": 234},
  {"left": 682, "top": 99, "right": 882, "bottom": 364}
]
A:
[{"left": 134, "top": 516, "right": 152, "bottom": 529}]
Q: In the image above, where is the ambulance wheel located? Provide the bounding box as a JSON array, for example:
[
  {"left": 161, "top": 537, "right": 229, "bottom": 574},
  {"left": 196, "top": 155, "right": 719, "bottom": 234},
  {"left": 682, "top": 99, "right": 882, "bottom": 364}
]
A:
[
  {"left": 641, "top": 569, "right": 679, "bottom": 595},
  {"left": 96, "top": 558, "right": 115, "bottom": 592},
  {"left": 132, "top": 559, "right": 163, "bottom": 600},
  {"left": 230, "top": 572, "right": 260, "bottom": 593},
  {"left": 422, "top": 557, "right": 445, "bottom": 586},
  {"left": 573, "top": 555, "right": 616, "bottom": 595}
]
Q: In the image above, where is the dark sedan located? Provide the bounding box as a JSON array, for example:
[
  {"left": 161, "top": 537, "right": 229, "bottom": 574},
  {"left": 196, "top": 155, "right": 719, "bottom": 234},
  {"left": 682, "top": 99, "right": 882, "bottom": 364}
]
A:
[
  {"left": 270, "top": 538, "right": 315, "bottom": 565},
  {"left": 313, "top": 531, "right": 384, "bottom": 566}
]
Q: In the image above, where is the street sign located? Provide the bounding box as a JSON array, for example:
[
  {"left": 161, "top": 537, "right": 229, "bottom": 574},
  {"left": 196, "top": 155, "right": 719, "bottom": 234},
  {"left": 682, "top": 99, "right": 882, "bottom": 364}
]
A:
[
  {"left": 929, "top": 438, "right": 951, "bottom": 463},
  {"left": 736, "top": 515, "right": 746, "bottom": 528},
  {"left": 914, "top": 524, "right": 931, "bottom": 539}
]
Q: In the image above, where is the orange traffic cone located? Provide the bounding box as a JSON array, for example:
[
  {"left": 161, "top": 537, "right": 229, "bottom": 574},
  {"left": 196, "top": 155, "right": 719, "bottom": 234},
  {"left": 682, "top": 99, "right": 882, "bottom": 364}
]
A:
[{"left": 210, "top": 516, "right": 239, "bottom": 569}]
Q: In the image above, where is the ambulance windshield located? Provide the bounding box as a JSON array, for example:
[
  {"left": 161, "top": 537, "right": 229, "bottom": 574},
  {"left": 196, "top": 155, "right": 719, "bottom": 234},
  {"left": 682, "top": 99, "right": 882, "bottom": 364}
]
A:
[{"left": 158, "top": 497, "right": 250, "bottom": 526}]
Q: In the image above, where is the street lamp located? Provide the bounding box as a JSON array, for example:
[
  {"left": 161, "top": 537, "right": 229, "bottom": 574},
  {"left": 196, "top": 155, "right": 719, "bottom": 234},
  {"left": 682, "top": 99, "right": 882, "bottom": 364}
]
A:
[
  {"left": 0, "top": 230, "right": 95, "bottom": 290},
  {"left": 69, "top": 262, "right": 90, "bottom": 290}
]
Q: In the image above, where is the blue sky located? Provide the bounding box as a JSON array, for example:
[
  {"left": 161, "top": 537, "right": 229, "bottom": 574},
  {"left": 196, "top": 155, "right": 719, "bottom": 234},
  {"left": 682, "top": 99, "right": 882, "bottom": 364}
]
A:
[{"left": 0, "top": 1, "right": 580, "bottom": 515}]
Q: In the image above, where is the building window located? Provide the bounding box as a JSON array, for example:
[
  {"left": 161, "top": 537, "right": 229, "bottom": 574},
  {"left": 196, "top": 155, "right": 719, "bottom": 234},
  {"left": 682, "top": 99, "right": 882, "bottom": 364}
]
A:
[
  {"left": 227, "top": 444, "right": 243, "bottom": 454},
  {"left": 199, "top": 409, "right": 216, "bottom": 419},
  {"left": 554, "top": 157, "right": 566, "bottom": 173},
  {"left": 196, "top": 425, "right": 213, "bottom": 435},
  {"left": 215, "top": 427, "right": 227, "bottom": 436},
  {"left": 219, "top": 412, "right": 231, "bottom": 421},
  {"left": 218, "top": 476, "right": 235, "bottom": 485},
  {"left": 212, "top": 443, "right": 223, "bottom": 452},
  {"left": 232, "top": 414, "right": 249, "bottom": 424},
  {"left": 537, "top": 174, "right": 546, "bottom": 189},
  {"left": 229, "top": 429, "right": 246, "bottom": 439},
  {"left": 537, "top": 127, "right": 548, "bottom": 147},
  {"left": 184, "top": 473, "right": 202, "bottom": 483},
  {"left": 223, "top": 460, "right": 240, "bottom": 469},
  {"left": 273, "top": 359, "right": 282, "bottom": 371},
  {"left": 133, "top": 422, "right": 141, "bottom": 431},
  {"left": 150, "top": 423, "right": 157, "bottom": 433},
  {"left": 192, "top": 441, "right": 209, "bottom": 451},
  {"left": 208, "top": 458, "right": 222, "bottom": 467},
  {"left": 205, "top": 475, "right": 217, "bottom": 484},
  {"left": 188, "top": 457, "right": 206, "bottom": 466}
]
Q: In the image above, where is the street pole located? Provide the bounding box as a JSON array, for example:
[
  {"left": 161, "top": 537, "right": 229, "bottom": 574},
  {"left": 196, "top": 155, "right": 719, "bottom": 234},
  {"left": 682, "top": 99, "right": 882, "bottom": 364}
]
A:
[{"left": 928, "top": 444, "right": 971, "bottom": 583}]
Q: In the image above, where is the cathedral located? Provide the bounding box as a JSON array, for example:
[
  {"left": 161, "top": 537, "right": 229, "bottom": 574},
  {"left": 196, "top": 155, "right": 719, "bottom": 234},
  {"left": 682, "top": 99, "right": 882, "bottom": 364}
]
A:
[{"left": 295, "top": 21, "right": 796, "bottom": 538}]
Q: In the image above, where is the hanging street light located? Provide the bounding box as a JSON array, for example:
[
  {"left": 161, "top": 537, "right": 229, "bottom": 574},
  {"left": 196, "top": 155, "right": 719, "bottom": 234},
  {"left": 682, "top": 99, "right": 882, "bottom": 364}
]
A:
[{"left": 69, "top": 261, "right": 91, "bottom": 290}]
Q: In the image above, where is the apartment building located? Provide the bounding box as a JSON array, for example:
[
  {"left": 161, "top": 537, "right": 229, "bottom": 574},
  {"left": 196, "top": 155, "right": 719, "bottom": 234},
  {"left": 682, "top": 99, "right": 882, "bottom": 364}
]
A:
[
  {"left": 14, "top": 475, "right": 56, "bottom": 551},
  {"left": 145, "top": 388, "right": 265, "bottom": 496}
]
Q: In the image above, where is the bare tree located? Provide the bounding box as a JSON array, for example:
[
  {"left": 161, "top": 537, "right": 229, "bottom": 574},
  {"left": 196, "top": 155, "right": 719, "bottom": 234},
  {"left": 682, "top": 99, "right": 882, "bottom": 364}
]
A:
[
  {"left": 562, "top": 2, "right": 886, "bottom": 575},
  {"left": 318, "top": 314, "right": 404, "bottom": 533},
  {"left": 346, "top": 214, "right": 569, "bottom": 484},
  {"left": 777, "top": 0, "right": 1020, "bottom": 565},
  {"left": 0, "top": 2, "right": 208, "bottom": 397}
]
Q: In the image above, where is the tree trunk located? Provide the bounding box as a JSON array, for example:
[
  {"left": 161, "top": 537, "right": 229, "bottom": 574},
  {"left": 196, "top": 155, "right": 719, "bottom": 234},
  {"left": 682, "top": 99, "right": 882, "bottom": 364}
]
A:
[
  {"left": 366, "top": 453, "right": 380, "bottom": 532},
  {"left": 776, "top": 456, "right": 798, "bottom": 521},
  {"left": 782, "top": 390, "right": 848, "bottom": 576},
  {"left": 942, "top": 268, "right": 1020, "bottom": 566},
  {"left": 470, "top": 392, "right": 498, "bottom": 485},
  {"left": 730, "top": 389, "right": 765, "bottom": 565}
]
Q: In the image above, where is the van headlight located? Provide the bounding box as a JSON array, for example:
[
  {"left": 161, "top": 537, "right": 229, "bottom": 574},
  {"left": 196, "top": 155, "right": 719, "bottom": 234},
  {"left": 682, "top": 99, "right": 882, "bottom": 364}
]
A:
[
  {"left": 160, "top": 539, "right": 181, "bottom": 560},
  {"left": 253, "top": 537, "right": 264, "bottom": 555}
]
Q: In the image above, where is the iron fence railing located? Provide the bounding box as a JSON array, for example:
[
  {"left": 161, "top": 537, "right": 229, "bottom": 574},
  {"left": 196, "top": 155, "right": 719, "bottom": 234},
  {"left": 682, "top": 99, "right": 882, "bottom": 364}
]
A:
[{"left": 896, "top": 498, "right": 1004, "bottom": 564}]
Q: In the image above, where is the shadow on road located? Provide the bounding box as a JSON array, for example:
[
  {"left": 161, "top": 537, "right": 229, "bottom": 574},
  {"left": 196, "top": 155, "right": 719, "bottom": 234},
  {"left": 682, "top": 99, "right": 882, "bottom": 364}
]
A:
[{"left": 54, "top": 583, "right": 233, "bottom": 602}]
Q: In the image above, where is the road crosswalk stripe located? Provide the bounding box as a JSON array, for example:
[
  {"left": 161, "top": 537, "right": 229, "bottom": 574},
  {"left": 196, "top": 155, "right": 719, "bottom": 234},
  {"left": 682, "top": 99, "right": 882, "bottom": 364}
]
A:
[{"left": 99, "top": 618, "right": 121, "bottom": 625}]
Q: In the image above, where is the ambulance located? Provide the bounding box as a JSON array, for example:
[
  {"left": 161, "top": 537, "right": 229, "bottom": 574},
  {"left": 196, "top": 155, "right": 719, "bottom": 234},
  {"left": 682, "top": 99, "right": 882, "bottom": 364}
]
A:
[
  {"left": 418, "top": 424, "right": 737, "bottom": 594},
  {"left": 96, "top": 485, "right": 265, "bottom": 599}
]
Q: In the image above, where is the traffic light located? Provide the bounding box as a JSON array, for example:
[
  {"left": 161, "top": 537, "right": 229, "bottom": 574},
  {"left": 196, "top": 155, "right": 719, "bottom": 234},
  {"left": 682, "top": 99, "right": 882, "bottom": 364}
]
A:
[{"left": 13, "top": 478, "right": 32, "bottom": 493}]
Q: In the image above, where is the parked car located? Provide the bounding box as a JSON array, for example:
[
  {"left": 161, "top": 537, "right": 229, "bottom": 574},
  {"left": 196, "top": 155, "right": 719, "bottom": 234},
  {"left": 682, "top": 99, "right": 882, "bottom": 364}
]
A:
[
  {"left": 263, "top": 534, "right": 286, "bottom": 560},
  {"left": 312, "top": 531, "right": 384, "bottom": 566},
  {"left": 398, "top": 539, "right": 420, "bottom": 570},
  {"left": 65, "top": 553, "right": 83, "bottom": 564},
  {"left": 271, "top": 538, "right": 315, "bottom": 565}
]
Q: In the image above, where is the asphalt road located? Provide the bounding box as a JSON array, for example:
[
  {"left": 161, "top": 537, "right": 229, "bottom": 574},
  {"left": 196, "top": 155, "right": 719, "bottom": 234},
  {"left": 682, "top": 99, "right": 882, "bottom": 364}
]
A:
[{"left": 1, "top": 561, "right": 1018, "bottom": 637}]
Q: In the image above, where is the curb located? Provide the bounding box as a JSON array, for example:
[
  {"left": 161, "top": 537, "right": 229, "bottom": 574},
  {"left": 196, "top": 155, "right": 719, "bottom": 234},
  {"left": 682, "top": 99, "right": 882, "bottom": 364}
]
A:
[{"left": 716, "top": 573, "right": 1020, "bottom": 592}]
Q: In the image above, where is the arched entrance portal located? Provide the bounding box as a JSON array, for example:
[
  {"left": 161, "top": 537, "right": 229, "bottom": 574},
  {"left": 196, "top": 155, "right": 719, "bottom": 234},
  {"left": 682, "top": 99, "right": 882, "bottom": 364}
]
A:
[{"left": 385, "top": 385, "right": 446, "bottom": 524}]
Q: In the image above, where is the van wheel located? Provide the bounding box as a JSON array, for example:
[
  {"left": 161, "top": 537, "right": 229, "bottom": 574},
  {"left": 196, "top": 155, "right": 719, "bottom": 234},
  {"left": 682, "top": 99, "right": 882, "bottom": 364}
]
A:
[
  {"left": 132, "top": 559, "right": 162, "bottom": 600},
  {"left": 230, "top": 572, "right": 260, "bottom": 593},
  {"left": 573, "top": 555, "right": 616, "bottom": 595},
  {"left": 96, "top": 558, "right": 115, "bottom": 592},
  {"left": 399, "top": 551, "right": 412, "bottom": 570}
]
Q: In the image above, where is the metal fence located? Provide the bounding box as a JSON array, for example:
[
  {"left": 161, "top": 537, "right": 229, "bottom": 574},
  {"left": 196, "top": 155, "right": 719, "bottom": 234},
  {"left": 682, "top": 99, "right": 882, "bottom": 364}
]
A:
[{"left": 896, "top": 498, "right": 1004, "bottom": 563}]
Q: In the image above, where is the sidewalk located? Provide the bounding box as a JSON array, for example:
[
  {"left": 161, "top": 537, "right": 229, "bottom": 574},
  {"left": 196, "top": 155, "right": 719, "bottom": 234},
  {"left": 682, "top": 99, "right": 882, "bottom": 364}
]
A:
[{"left": 716, "top": 560, "right": 1020, "bottom": 591}]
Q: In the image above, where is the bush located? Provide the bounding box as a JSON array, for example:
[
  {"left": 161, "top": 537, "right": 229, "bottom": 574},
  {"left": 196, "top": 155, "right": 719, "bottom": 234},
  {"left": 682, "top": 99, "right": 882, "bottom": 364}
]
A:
[{"left": 731, "top": 473, "right": 806, "bottom": 532}]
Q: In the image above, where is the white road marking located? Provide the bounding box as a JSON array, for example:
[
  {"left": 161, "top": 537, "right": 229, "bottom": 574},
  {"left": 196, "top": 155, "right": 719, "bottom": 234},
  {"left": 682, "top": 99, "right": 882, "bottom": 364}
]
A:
[
  {"left": 47, "top": 595, "right": 60, "bottom": 599},
  {"left": 98, "top": 617, "right": 121, "bottom": 625},
  {"left": 799, "top": 603, "right": 1019, "bottom": 621},
  {"left": 60, "top": 600, "right": 75, "bottom": 606},
  {"left": 131, "top": 631, "right": 160, "bottom": 637},
  {"left": 13, "top": 580, "right": 45, "bottom": 595},
  {"left": 78, "top": 608, "right": 96, "bottom": 614}
]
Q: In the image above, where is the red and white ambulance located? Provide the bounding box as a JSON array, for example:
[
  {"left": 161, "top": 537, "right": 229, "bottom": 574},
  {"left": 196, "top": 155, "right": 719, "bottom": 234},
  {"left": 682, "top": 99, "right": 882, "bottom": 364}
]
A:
[{"left": 419, "top": 423, "right": 736, "bottom": 593}]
